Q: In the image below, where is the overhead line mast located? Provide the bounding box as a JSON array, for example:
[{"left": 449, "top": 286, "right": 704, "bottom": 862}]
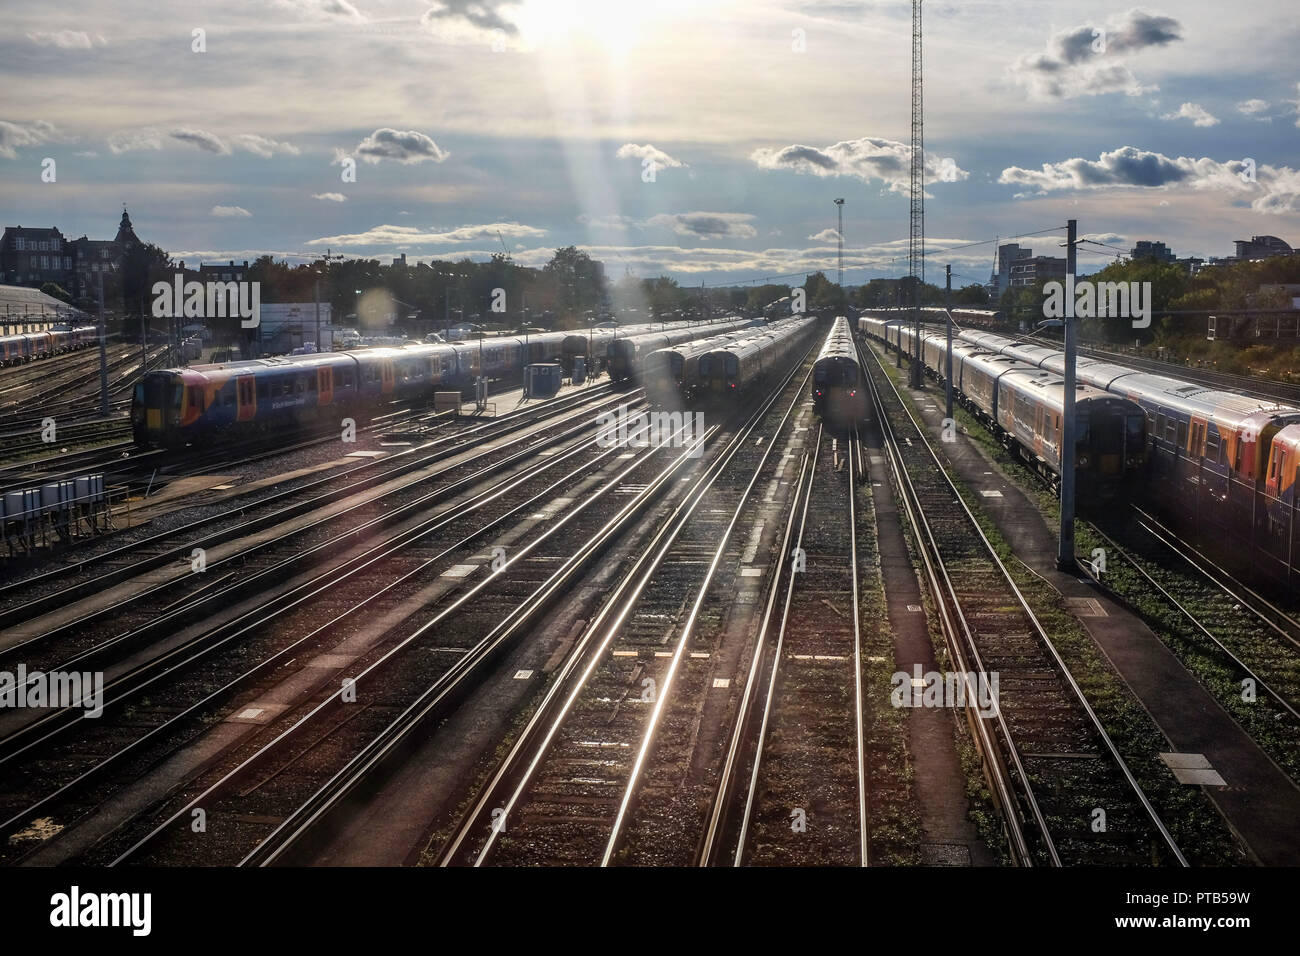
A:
[{"left": 908, "top": 0, "right": 925, "bottom": 387}]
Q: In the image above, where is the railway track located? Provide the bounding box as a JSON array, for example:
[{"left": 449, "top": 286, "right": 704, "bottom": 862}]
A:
[
  {"left": 1082, "top": 507, "right": 1300, "bottom": 725},
  {"left": 436, "top": 348, "right": 820, "bottom": 867},
  {"left": 702, "top": 424, "right": 869, "bottom": 866},
  {"left": 860, "top": 337, "right": 1187, "bottom": 867},
  {"left": 0, "top": 386, "right": 621, "bottom": 612},
  {"left": 98, "top": 402, "right": 711, "bottom": 865},
  {"left": 0, "top": 392, "right": 670, "bottom": 862}
]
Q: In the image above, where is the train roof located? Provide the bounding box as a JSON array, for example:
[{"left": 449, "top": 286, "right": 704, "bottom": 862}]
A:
[{"left": 1105, "top": 372, "right": 1300, "bottom": 426}]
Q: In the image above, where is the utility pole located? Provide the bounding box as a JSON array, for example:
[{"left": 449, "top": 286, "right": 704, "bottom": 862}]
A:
[
  {"left": 944, "top": 264, "right": 952, "bottom": 423},
  {"left": 314, "top": 247, "right": 343, "bottom": 351},
  {"left": 908, "top": 0, "right": 925, "bottom": 388},
  {"left": 97, "top": 269, "right": 109, "bottom": 416},
  {"left": 1057, "top": 218, "right": 1078, "bottom": 571},
  {"left": 834, "top": 198, "right": 845, "bottom": 288}
]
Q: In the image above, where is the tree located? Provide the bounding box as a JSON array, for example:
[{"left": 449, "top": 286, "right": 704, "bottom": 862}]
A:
[
  {"left": 543, "top": 246, "right": 607, "bottom": 319},
  {"left": 954, "top": 283, "right": 990, "bottom": 306}
]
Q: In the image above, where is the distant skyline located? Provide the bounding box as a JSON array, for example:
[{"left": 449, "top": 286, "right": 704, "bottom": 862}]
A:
[{"left": 2, "top": 0, "right": 1297, "bottom": 287}]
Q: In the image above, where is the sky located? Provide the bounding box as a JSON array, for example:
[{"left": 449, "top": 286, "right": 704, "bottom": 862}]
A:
[{"left": 1, "top": 0, "right": 1297, "bottom": 288}]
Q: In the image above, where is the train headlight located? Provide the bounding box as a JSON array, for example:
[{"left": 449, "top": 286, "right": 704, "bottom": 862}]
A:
[{"left": 1077, "top": 454, "right": 1090, "bottom": 469}]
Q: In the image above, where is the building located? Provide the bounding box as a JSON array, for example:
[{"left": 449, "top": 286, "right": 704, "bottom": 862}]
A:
[
  {"left": 1131, "top": 240, "right": 1175, "bottom": 263},
  {"left": 256, "top": 302, "right": 335, "bottom": 354},
  {"left": 197, "top": 260, "right": 249, "bottom": 283},
  {"left": 2, "top": 208, "right": 146, "bottom": 305},
  {"left": 0, "top": 225, "right": 72, "bottom": 288},
  {"left": 1234, "top": 235, "right": 1292, "bottom": 260},
  {"left": 1008, "top": 255, "right": 1067, "bottom": 288},
  {"left": 987, "top": 242, "right": 1032, "bottom": 298}
]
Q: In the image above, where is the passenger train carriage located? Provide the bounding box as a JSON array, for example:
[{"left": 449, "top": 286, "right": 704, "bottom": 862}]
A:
[
  {"left": 812, "top": 316, "right": 869, "bottom": 431},
  {"left": 607, "top": 317, "right": 755, "bottom": 383},
  {"left": 644, "top": 317, "right": 816, "bottom": 408},
  {"left": 132, "top": 333, "right": 568, "bottom": 448},
  {"left": 133, "top": 323, "right": 750, "bottom": 448},
  {"left": 697, "top": 317, "right": 817, "bottom": 399},
  {"left": 944, "top": 325, "right": 1300, "bottom": 580},
  {"left": 860, "top": 316, "right": 1147, "bottom": 502},
  {"left": 0, "top": 325, "right": 99, "bottom": 365}
]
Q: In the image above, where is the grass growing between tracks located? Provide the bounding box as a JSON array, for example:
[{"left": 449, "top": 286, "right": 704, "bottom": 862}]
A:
[
  {"left": 873, "top": 347, "right": 1247, "bottom": 866},
  {"left": 855, "top": 476, "right": 923, "bottom": 865},
  {"left": 1073, "top": 522, "right": 1300, "bottom": 790}
]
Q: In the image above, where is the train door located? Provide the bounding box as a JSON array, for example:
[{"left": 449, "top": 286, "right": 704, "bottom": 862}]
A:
[
  {"left": 318, "top": 366, "right": 333, "bottom": 406},
  {"left": 381, "top": 359, "right": 394, "bottom": 395},
  {"left": 1266, "top": 444, "right": 1287, "bottom": 498},
  {"left": 237, "top": 375, "right": 257, "bottom": 421}
]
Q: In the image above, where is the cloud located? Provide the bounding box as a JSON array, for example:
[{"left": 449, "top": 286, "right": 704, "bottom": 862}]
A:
[
  {"left": 577, "top": 213, "right": 636, "bottom": 230},
  {"left": 170, "top": 127, "right": 230, "bottom": 154},
  {"left": 27, "top": 30, "right": 104, "bottom": 49},
  {"left": 304, "top": 221, "right": 546, "bottom": 246},
  {"left": 1082, "top": 232, "right": 1126, "bottom": 244},
  {"left": 212, "top": 205, "right": 252, "bottom": 218},
  {"left": 1008, "top": 9, "right": 1183, "bottom": 100},
  {"left": 276, "top": 0, "right": 366, "bottom": 21},
  {"left": 1161, "top": 102, "right": 1219, "bottom": 127},
  {"left": 644, "top": 212, "right": 758, "bottom": 239},
  {"left": 1236, "top": 98, "right": 1270, "bottom": 115},
  {"left": 346, "top": 128, "right": 449, "bottom": 165},
  {"left": 808, "top": 228, "right": 842, "bottom": 242},
  {"left": 420, "top": 1, "right": 523, "bottom": 36},
  {"left": 615, "top": 143, "right": 687, "bottom": 171},
  {"left": 107, "top": 128, "right": 163, "bottom": 154},
  {"left": 312, "top": 192, "right": 348, "bottom": 202},
  {"left": 751, "top": 136, "right": 967, "bottom": 194},
  {"left": 998, "top": 146, "right": 1300, "bottom": 214},
  {"left": 232, "top": 133, "right": 300, "bottom": 157},
  {"left": 0, "top": 119, "right": 57, "bottom": 159}
]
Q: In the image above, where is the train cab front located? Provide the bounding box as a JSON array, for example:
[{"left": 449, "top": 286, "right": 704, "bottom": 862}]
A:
[
  {"left": 132, "top": 371, "right": 183, "bottom": 448},
  {"left": 1074, "top": 399, "right": 1147, "bottom": 504}
]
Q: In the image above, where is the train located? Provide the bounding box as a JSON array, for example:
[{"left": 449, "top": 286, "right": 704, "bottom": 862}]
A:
[
  {"left": 945, "top": 327, "right": 1300, "bottom": 583},
  {"left": 860, "top": 316, "right": 1148, "bottom": 500},
  {"left": 558, "top": 321, "right": 711, "bottom": 376},
  {"left": 861, "top": 306, "right": 1005, "bottom": 330},
  {"left": 812, "top": 317, "right": 869, "bottom": 432},
  {"left": 131, "top": 321, "right": 759, "bottom": 449},
  {"left": 643, "top": 317, "right": 816, "bottom": 408},
  {"left": 607, "top": 317, "right": 757, "bottom": 383},
  {"left": 132, "top": 332, "right": 573, "bottom": 448},
  {"left": 0, "top": 325, "right": 100, "bottom": 366}
]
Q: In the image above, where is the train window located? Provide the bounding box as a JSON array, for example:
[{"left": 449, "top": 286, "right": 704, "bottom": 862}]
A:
[
  {"left": 224, "top": 391, "right": 235, "bottom": 407},
  {"left": 1127, "top": 415, "right": 1144, "bottom": 448},
  {"left": 1206, "top": 431, "right": 1220, "bottom": 461},
  {"left": 257, "top": 381, "right": 268, "bottom": 400},
  {"left": 1177, "top": 421, "right": 1188, "bottom": 449},
  {"left": 189, "top": 386, "right": 204, "bottom": 411},
  {"left": 297, "top": 378, "right": 306, "bottom": 394},
  {"left": 1155, "top": 414, "right": 1166, "bottom": 441}
]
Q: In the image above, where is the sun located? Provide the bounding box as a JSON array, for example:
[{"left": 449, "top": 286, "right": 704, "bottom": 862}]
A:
[{"left": 514, "top": 0, "right": 702, "bottom": 56}]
